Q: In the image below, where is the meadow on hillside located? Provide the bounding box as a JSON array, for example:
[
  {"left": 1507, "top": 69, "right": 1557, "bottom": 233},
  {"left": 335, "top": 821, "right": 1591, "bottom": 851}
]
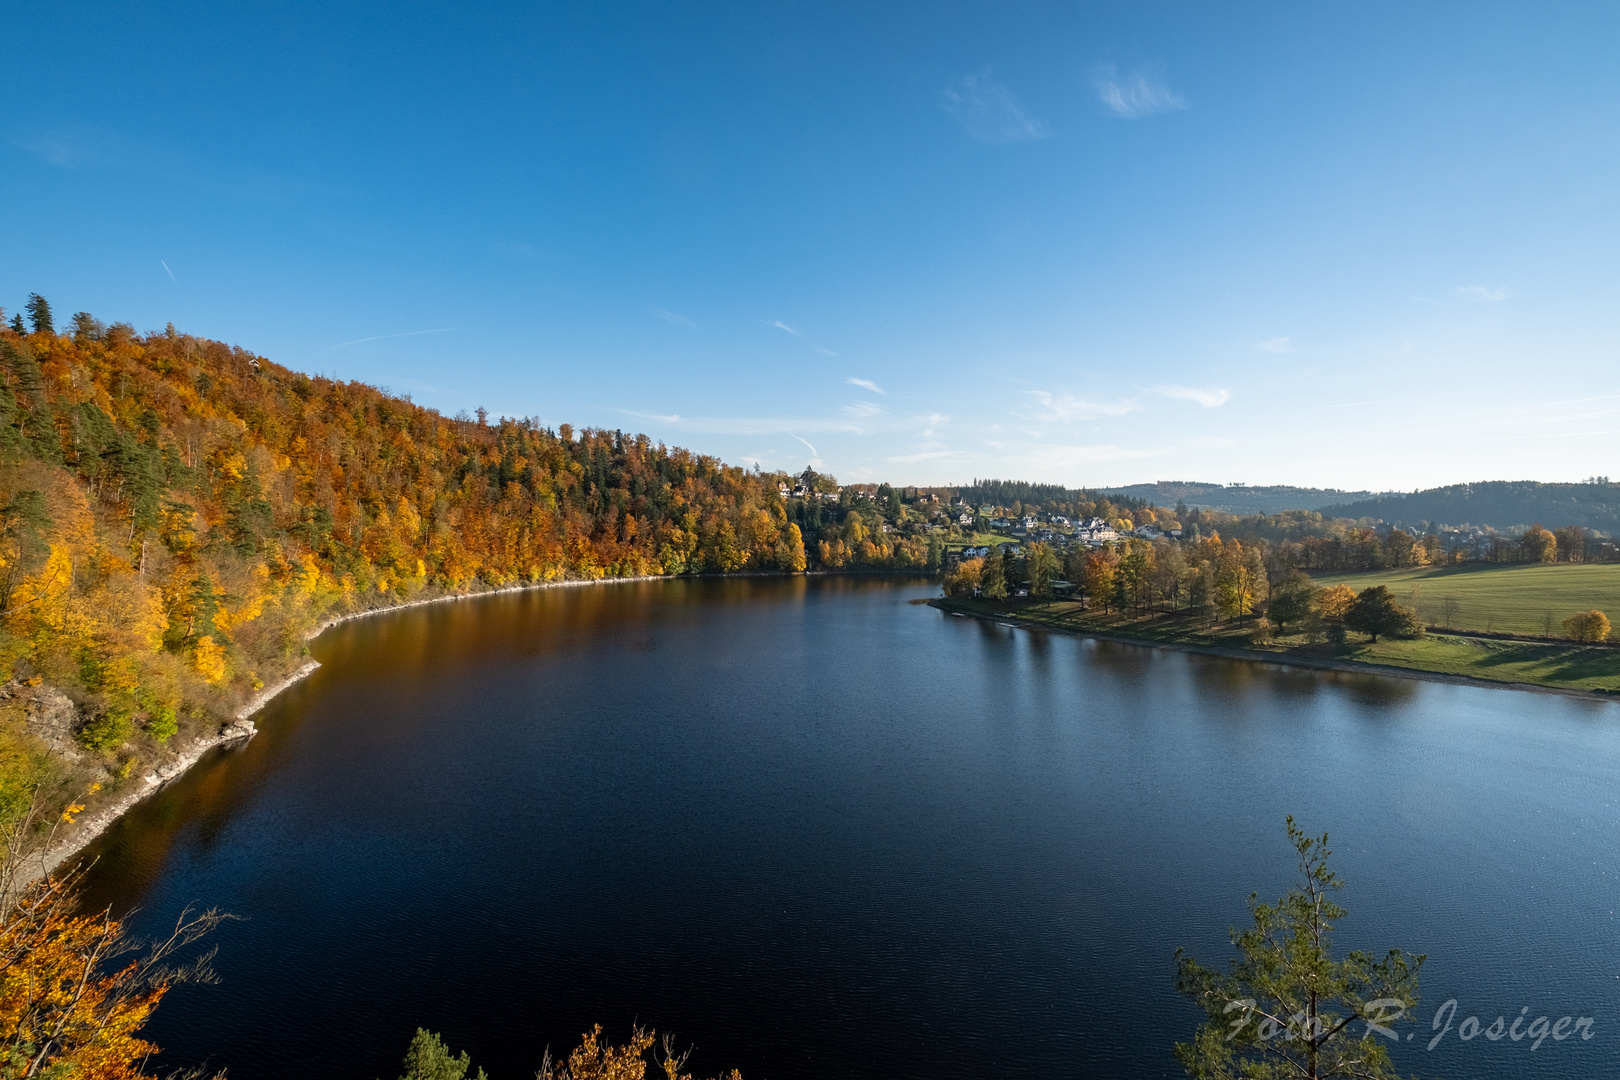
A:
[{"left": 1310, "top": 563, "right": 1620, "bottom": 637}]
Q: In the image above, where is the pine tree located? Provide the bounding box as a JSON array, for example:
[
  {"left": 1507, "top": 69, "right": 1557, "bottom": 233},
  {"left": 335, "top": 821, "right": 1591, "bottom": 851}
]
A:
[
  {"left": 24, "top": 294, "right": 52, "bottom": 335},
  {"left": 395, "top": 1028, "right": 488, "bottom": 1080},
  {"left": 1175, "top": 819, "right": 1425, "bottom": 1080}
]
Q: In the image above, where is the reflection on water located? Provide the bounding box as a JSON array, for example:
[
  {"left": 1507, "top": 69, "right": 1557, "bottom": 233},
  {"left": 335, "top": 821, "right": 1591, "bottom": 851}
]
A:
[{"left": 74, "top": 578, "right": 1620, "bottom": 1080}]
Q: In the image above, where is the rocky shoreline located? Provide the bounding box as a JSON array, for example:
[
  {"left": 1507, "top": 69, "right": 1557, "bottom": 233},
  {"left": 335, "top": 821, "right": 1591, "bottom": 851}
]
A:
[
  {"left": 30, "top": 665, "right": 320, "bottom": 880},
  {"left": 26, "top": 574, "right": 681, "bottom": 883},
  {"left": 29, "top": 570, "right": 924, "bottom": 882}
]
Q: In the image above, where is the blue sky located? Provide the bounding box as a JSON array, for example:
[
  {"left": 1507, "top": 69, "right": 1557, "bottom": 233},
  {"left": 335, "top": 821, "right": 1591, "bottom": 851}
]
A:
[{"left": 5, "top": 2, "right": 1618, "bottom": 491}]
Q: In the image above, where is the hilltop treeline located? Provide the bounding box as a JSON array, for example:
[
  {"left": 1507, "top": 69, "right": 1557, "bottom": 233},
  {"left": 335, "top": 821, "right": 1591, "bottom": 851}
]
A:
[
  {"left": 961, "top": 479, "right": 1150, "bottom": 516},
  {"left": 0, "top": 301, "right": 807, "bottom": 769},
  {"left": 1099, "top": 481, "right": 1381, "bottom": 516},
  {"left": 1181, "top": 507, "right": 1610, "bottom": 570},
  {"left": 1320, "top": 480, "right": 1620, "bottom": 534}
]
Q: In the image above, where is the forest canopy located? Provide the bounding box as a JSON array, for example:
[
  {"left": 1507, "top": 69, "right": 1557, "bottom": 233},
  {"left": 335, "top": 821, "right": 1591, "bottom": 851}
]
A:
[{"left": 0, "top": 307, "right": 809, "bottom": 768}]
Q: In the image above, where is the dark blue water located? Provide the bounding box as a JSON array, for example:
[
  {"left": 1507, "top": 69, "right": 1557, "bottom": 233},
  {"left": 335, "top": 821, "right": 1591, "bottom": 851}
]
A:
[{"left": 76, "top": 577, "right": 1620, "bottom": 1078}]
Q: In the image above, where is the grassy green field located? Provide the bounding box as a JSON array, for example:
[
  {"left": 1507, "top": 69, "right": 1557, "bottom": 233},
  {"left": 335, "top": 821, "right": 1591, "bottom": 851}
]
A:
[
  {"left": 1345, "top": 634, "right": 1620, "bottom": 692},
  {"left": 937, "top": 595, "right": 1620, "bottom": 694},
  {"left": 1310, "top": 562, "right": 1620, "bottom": 636},
  {"left": 953, "top": 532, "right": 1015, "bottom": 547}
]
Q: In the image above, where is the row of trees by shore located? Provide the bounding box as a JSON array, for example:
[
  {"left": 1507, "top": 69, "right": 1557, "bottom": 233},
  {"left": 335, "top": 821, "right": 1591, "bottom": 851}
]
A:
[{"left": 943, "top": 532, "right": 1614, "bottom": 645}]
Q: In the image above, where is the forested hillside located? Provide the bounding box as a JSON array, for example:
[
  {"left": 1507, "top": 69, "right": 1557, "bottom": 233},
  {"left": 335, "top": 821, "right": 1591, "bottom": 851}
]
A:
[
  {"left": 1099, "top": 481, "right": 1383, "bottom": 516},
  {"left": 961, "top": 479, "right": 1152, "bottom": 515},
  {"left": 1320, "top": 480, "right": 1620, "bottom": 533},
  {"left": 0, "top": 301, "right": 807, "bottom": 786},
  {"left": 965, "top": 479, "right": 1386, "bottom": 517}
]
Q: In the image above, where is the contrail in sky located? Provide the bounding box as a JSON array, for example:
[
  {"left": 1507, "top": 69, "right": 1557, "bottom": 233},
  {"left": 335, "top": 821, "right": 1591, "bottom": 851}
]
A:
[
  {"left": 160, "top": 260, "right": 179, "bottom": 285},
  {"left": 324, "top": 327, "right": 456, "bottom": 352}
]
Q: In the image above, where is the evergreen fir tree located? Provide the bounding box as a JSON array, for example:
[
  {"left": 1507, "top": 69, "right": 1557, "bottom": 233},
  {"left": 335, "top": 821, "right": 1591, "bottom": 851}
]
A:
[{"left": 24, "top": 294, "right": 52, "bottom": 335}]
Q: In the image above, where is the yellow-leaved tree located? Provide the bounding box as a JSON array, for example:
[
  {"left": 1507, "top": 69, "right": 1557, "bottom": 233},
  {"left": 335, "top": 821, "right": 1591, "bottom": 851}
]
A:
[
  {"left": 1563, "top": 609, "right": 1611, "bottom": 643},
  {"left": 390, "top": 1024, "right": 749, "bottom": 1080},
  {"left": 1317, "top": 584, "right": 1357, "bottom": 621},
  {"left": 0, "top": 799, "right": 228, "bottom": 1079}
]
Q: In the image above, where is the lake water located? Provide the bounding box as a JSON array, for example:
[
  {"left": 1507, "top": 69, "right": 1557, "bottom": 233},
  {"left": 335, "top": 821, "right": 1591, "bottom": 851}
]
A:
[{"left": 76, "top": 577, "right": 1620, "bottom": 1079}]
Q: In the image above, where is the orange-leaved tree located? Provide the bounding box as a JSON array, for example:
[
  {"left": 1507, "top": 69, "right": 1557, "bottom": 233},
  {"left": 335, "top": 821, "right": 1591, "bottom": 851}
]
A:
[
  {"left": 0, "top": 797, "right": 227, "bottom": 1079},
  {"left": 552, "top": 1025, "right": 745, "bottom": 1080},
  {"left": 393, "top": 1024, "right": 749, "bottom": 1080}
]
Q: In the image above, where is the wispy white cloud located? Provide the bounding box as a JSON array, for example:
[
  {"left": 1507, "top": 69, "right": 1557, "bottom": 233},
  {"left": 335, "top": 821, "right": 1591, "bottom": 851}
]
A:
[
  {"left": 19, "top": 126, "right": 331, "bottom": 202},
  {"left": 395, "top": 377, "right": 452, "bottom": 399},
  {"left": 1155, "top": 384, "right": 1231, "bottom": 408},
  {"left": 1453, "top": 285, "right": 1512, "bottom": 303},
  {"left": 650, "top": 308, "right": 695, "bottom": 326},
  {"left": 16, "top": 127, "right": 138, "bottom": 169},
  {"left": 1094, "top": 64, "right": 1186, "bottom": 119},
  {"left": 985, "top": 435, "right": 1239, "bottom": 481},
  {"left": 942, "top": 69, "right": 1050, "bottom": 144},
  {"left": 1024, "top": 390, "right": 1140, "bottom": 422},
  {"left": 847, "top": 377, "right": 885, "bottom": 394},
  {"left": 1003, "top": 442, "right": 1174, "bottom": 469},
  {"left": 767, "top": 319, "right": 801, "bottom": 335},
  {"left": 888, "top": 449, "right": 961, "bottom": 464},
  {"left": 1258, "top": 337, "right": 1294, "bottom": 354},
  {"left": 842, "top": 400, "right": 887, "bottom": 418},
  {"left": 816, "top": 347, "right": 839, "bottom": 357},
  {"left": 788, "top": 433, "right": 821, "bottom": 466},
  {"left": 617, "top": 410, "right": 860, "bottom": 436},
  {"left": 323, "top": 327, "right": 456, "bottom": 352}
]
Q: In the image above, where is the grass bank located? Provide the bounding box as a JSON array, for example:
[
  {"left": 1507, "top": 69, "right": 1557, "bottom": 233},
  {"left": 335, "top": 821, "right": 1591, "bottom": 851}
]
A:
[
  {"left": 933, "top": 595, "right": 1620, "bottom": 697},
  {"left": 1310, "top": 562, "right": 1620, "bottom": 637}
]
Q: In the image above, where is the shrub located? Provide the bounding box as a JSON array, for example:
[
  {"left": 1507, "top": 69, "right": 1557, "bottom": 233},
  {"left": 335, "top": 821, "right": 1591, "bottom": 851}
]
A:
[
  {"left": 147, "top": 704, "right": 179, "bottom": 742},
  {"left": 1249, "top": 617, "right": 1275, "bottom": 646},
  {"left": 1563, "top": 609, "right": 1612, "bottom": 643},
  {"left": 1326, "top": 622, "right": 1348, "bottom": 649},
  {"left": 77, "top": 709, "right": 133, "bottom": 753}
]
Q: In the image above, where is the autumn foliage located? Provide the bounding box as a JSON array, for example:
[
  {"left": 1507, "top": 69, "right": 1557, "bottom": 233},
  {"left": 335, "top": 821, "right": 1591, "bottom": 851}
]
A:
[
  {"left": 1562, "top": 609, "right": 1611, "bottom": 643},
  {"left": 0, "top": 313, "right": 821, "bottom": 775},
  {"left": 0, "top": 801, "right": 226, "bottom": 1079},
  {"left": 393, "top": 1023, "right": 748, "bottom": 1080}
]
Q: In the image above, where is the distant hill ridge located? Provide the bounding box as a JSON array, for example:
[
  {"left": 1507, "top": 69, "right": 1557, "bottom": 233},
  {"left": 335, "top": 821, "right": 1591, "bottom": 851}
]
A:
[
  {"left": 1318, "top": 480, "right": 1620, "bottom": 534},
  {"left": 1092, "top": 479, "right": 1619, "bottom": 534},
  {"left": 1097, "top": 481, "right": 1386, "bottom": 516}
]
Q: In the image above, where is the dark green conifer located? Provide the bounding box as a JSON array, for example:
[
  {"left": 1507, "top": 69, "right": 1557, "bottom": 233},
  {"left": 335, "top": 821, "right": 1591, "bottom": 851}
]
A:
[{"left": 25, "top": 294, "right": 52, "bottom": 335}]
